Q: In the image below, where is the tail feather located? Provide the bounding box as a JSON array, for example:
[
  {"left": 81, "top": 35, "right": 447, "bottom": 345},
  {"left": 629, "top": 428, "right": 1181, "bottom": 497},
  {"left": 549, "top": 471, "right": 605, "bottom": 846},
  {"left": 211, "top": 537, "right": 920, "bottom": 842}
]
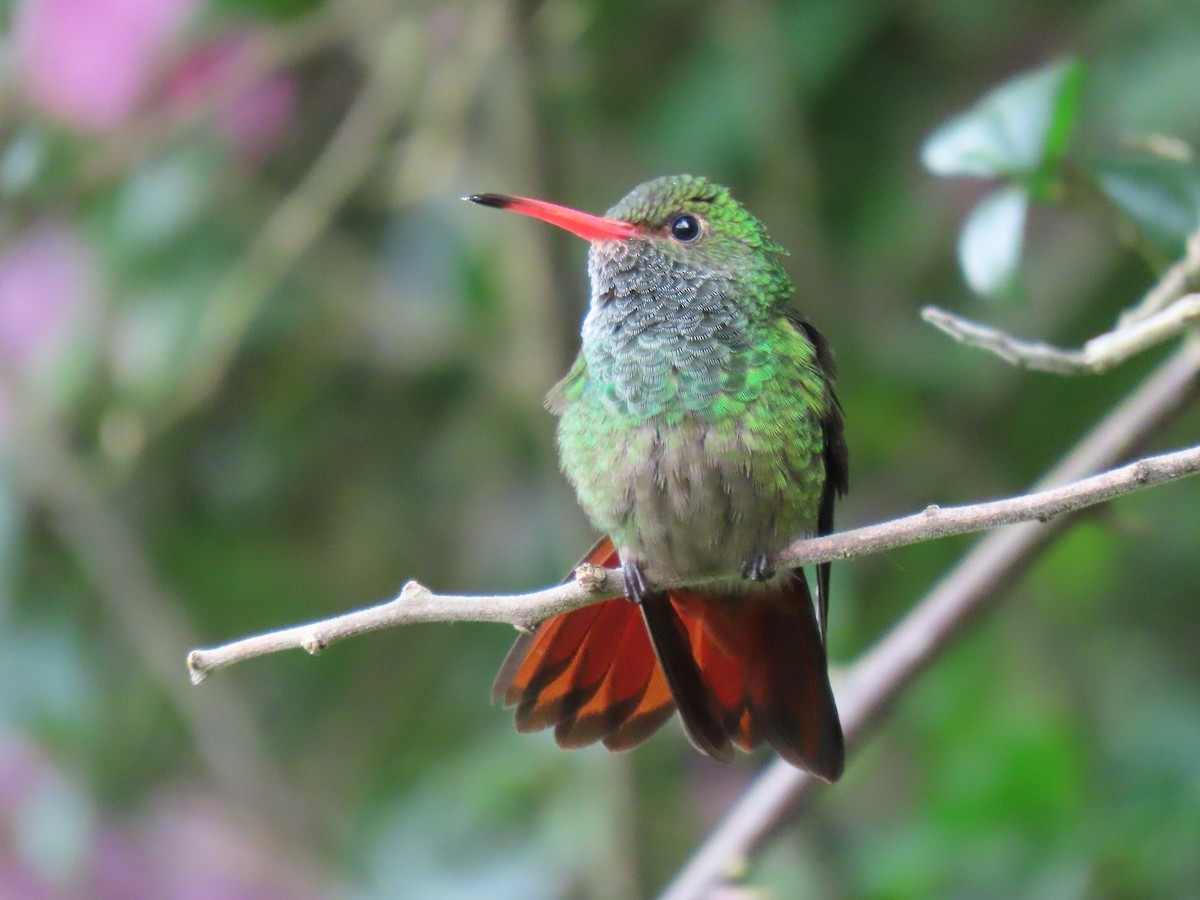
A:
[
  {"left": 496, "top": 538, "right": 667, "bottom": 741},
  {"left": 599, "top": 663, "right": 675, "bottom": 752},
  {"left": 734, "top": 708, "right": 760, "bottom": 753},
  {"left": 640, "top": 592, "right": 733, "bottom": 762},
  {"left": 502, "top": 603, "right": 600, "bottom": 731},
  {"left": 493, "top": 537, "right": 844, "bottom": 780},
  {"left": 553, "top": 608, "right": 650, "bottom": 747},
  {"left": 555, "top": 613, "right": 667, "bottom": 748},
  {"left": 491, "top": 535, "right": 622, "bottom": 709},
  {"left": 742, "top": 573, "right": 844, "bottom": 780},
  {"left": 675, "top": 595, "right": 758, "bottom": 751}
]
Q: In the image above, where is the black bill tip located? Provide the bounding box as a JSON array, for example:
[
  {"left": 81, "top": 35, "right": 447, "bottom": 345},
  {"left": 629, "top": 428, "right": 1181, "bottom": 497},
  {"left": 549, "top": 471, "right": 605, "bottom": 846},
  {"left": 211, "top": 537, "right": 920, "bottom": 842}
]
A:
[{"left": 463, "top": 193, "right": 511, "bottom": 209}]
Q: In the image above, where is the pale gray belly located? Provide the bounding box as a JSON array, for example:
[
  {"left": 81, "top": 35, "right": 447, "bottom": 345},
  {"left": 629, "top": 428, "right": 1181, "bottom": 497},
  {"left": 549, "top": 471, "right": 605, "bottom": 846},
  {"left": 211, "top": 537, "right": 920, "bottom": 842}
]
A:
[{"left": 557, "top": 415, "right": 824, "bottom": 585}]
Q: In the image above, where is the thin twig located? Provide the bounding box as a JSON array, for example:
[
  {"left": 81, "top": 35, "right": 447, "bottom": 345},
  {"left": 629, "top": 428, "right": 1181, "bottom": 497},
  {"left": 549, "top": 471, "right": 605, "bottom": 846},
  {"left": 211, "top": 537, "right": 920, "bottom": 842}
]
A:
[
  {"left": 1119, "top": 229, "right": 1200, "bottom": 327},
  {"left": 923, "top": 294, "right": 1200, "bottom": 374},
  {"left": 187, "top": 438, "right": 1200, "bottom": 683},
  {"left": 660, "top": 335, "right": 1200, "bottom": 900}
]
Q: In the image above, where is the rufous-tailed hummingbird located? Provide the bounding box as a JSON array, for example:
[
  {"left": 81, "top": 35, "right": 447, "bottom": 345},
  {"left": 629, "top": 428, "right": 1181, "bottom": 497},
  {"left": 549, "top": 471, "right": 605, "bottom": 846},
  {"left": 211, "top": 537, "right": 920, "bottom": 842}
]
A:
[{"left": 467, "top": 175, "right": 847, "bottom": 780}]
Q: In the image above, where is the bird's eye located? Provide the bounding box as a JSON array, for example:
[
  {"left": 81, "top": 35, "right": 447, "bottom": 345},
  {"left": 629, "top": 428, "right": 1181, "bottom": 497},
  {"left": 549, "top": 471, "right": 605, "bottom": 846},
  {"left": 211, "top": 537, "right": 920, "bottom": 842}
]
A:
[{"left": 669, "top": 214, "right": 702, "bottom": 243}]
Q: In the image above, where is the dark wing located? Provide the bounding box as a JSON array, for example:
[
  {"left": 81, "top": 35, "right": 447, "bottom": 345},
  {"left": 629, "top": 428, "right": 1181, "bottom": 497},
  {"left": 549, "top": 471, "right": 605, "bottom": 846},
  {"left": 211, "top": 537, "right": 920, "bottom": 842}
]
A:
[{"left": 793, "top": 316, "right": 849, "bottom": 640}]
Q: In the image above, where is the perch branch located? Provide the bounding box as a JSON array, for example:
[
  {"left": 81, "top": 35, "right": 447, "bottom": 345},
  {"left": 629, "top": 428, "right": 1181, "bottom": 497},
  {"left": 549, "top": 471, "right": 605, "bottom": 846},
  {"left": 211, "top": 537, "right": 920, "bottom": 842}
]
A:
[{"left": 187, "top": 438, "right": 1200, "bottom": 684}]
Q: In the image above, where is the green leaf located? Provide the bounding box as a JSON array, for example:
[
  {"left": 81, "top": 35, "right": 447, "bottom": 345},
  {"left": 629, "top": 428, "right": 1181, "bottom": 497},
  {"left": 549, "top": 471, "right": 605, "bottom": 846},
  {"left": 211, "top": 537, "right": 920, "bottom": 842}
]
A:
[
  {"left": 958, "top": 185, "right": 1028, "bottom": 299},
  {"left": 1093, "top": 157, "right": 1200, "bottom": 258},
  {"left": 212, "top": 0, "right": 324, "bottom": 19},
  {"left": 922, "top": 59, "right": 1086, "bottom": 186},
  {"left": 1040, "top": 63, "right": 1086, "bottom": 170}
]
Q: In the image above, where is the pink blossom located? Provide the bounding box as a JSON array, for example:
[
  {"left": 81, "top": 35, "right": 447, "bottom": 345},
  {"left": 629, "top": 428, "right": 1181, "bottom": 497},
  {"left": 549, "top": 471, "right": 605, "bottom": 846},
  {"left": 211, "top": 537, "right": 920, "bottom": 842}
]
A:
[
  {"left": 167, "top": 32, "right": 298, "bottom": 162},
  {"left": 14, "top": 0, "right": 198, "bottom": 132},
  {"left": 0, "top": 222, "right": 97, "bottom": 374}
]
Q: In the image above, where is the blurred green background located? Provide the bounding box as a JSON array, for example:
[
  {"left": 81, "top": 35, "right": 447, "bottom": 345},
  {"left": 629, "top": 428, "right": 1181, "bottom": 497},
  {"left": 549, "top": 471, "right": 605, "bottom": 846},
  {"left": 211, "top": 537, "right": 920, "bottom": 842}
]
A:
[{"left": 2, "top": 0, "right": 1199, "bottom": 896}]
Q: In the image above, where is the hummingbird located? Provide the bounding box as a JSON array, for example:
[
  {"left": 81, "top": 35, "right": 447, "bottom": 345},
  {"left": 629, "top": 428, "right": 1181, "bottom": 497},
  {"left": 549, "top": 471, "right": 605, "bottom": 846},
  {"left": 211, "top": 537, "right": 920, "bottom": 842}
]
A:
[{"left": 467, "top": 175, "right": 847, "bottom": 781}]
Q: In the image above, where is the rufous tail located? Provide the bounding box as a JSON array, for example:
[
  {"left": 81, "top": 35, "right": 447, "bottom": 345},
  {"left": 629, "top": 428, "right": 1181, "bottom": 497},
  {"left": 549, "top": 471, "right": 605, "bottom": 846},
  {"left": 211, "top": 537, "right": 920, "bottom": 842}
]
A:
[{"left": 492, "top": 537, "right": 845, "bottom": 781}]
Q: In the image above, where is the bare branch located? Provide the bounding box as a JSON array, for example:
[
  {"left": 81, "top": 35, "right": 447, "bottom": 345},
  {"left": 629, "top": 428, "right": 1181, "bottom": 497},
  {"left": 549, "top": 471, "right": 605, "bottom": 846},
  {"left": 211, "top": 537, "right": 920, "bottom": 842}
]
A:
[
  {"left": 187, "top": 438, "right": 1200, "bottom": 684},
  {"left": 660, "top": 335, "right": 1200, "bottom": 900},
  {"left": 1119, "top": 229, "right": 1200, "bottom": 327},
  {"left": 923, "top": 294, "right": 1200, "bottom": 374}
]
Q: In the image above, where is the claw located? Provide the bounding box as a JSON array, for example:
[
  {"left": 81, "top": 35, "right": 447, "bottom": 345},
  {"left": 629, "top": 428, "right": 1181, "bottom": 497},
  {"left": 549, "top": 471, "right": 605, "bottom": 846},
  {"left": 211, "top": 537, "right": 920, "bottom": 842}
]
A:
[
  {"left": 621, "top": 560, "right": 651, "bottom": 604},
  {"left": 740, "top": 551, "right": 775, "bottom": 582}
]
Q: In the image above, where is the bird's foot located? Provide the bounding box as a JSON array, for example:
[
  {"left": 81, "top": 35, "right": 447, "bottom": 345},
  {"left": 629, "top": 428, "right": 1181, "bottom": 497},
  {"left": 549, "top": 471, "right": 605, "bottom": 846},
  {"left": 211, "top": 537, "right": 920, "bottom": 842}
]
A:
[
  {"left": 740, "top": 551, "right": 775, "bottom": 583},
  {"left": 621, "top": 561, "right": 651, "bottom": 604}
]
